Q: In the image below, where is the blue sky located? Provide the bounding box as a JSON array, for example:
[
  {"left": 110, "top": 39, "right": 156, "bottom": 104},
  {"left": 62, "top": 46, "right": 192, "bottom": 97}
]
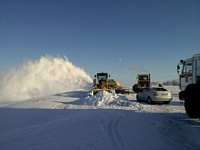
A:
[{"left": 0, "top": 0, "right": 199, "bottom": 85}]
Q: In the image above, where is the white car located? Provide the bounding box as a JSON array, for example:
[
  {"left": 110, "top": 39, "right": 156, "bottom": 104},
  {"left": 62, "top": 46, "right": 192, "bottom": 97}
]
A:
[{"left": 136, "top": 87, "right": 172, "bottom": 104}]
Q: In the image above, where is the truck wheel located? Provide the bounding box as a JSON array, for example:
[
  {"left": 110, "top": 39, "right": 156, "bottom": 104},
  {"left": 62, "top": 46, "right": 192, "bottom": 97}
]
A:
[
  {"left": 164, "top": 101, "right": 170, "bottom": 104},
  {"left": 184, "top": 84, "right": 200, "bottom": 118},
  {"left": 179, "top": 91, "right": 186, "bottom": 100}
]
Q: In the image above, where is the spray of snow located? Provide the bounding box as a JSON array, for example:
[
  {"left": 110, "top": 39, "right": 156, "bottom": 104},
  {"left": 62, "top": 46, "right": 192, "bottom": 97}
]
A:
[{"left": 0, "top": 55, "right": 93, "bottom": 102}]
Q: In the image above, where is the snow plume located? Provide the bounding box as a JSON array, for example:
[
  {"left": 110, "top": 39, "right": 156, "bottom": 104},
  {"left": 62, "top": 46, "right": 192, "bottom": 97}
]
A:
[
  {"left": 0, "top": 55, "right": 92, "bottom": 102},
  {"left": 131, "top": 64, "right": 148, "bottom": 73}
]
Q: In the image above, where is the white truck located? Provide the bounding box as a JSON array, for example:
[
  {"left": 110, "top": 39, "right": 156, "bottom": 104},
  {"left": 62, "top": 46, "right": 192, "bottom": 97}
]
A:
[{"left": 177, "top": 53, "right": 200, "bottom": 118}]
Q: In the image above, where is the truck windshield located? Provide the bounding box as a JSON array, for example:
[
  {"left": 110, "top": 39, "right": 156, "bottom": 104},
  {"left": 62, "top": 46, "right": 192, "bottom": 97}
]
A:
[
  {"left": 97, "top": 74, "right": 107, "bottom": 80},
  {"left": 182, "top": 63, "right": 192, "bottom": 74},
  {"left": 143, "top": 76, "right": 148, "bottom": 80},
  {"left": 138, "top": 76, "right": 148, "bottom": 80}
]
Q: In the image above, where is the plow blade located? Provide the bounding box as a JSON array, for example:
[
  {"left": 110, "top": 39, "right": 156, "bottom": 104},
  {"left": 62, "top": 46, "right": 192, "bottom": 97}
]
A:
[{"left": 91, "top": 88, "right": 111, "bottom": 95}]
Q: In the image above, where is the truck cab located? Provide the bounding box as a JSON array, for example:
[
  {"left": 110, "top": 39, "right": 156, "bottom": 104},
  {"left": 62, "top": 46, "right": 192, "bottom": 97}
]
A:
[
  {"left": 177, "top": 53, "right": 200, "bottom": 118},
  {"left": 177, "top": 54, "right": 200, "bottom": 99}
]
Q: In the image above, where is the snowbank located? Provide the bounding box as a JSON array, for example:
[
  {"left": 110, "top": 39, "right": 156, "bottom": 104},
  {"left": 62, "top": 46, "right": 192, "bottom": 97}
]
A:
[
  {"left": 0, "top": 55, "right": 92, "bottom": 102},
  {"left": 1, "top": 86, "right": 200, "bottom": 150},
  {"left": 86, "top": 90, "right": 130, "bottom": 107}
]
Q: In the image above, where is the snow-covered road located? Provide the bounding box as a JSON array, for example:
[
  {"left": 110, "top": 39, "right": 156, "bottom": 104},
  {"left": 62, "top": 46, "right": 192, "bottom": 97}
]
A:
[{"left": 0, "top": 86, "right": 200, "bottom": 150}]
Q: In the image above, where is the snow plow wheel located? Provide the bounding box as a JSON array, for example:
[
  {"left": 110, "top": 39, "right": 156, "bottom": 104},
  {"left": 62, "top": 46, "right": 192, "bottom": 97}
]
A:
[{"left": 184, "top": 84, "right": 200, "bottom": 118}]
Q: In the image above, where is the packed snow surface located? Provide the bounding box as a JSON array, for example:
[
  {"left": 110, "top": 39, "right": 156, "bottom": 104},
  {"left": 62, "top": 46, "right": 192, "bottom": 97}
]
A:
[
  {"left": 0, "top": 56, "right": 200, "bottom": 150},
  {"left": 1, "top": 86, "right": 200, "bottom": 150}
]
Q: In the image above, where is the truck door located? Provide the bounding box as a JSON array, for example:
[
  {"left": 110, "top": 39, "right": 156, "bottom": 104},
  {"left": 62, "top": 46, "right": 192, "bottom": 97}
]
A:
[
  {"left": 180, "top": 63, "right": 193, "bottom": 90},
  {"left": 142, "top": 88, "right": 149, "bottom": 100}
]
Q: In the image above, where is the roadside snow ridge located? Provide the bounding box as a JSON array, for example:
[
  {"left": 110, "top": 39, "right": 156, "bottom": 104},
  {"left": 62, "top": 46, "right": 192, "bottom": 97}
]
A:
[{"left": 86, "top": 90, "right": 130, "bottom": 107}]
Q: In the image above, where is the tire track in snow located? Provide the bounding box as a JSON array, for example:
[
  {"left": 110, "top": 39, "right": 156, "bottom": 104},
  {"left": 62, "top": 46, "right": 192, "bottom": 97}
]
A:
[{"left": 102, "top": 115, "right": 129, "bottom": 150}]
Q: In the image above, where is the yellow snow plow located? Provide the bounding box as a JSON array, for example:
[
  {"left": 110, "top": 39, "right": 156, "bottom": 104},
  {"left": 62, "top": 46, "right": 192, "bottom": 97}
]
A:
[
  {"left": 91, "top": 72, "right": 111, "bottom": 95},
  {"left": 132, "top": 74, "right": 151, "bottom": 93},
  {"left": 108, "top": 79, "right": 121, "bottom": 88}
]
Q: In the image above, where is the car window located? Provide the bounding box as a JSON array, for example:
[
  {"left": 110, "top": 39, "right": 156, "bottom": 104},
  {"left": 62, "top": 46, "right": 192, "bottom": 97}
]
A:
[
  {"left": 141, "top": 89, "right": 146, "bottom": 92},
  {"left": 152, "top": 88, "right": 167, "bottom": 91},
  {"left": 143, "top": 88, "right": 149, "bottom": 92}
]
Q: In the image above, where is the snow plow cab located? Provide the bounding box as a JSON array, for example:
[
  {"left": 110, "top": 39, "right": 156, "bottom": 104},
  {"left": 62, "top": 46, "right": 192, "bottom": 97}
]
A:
[
  {"left": 91, "top": 72, "right": 111, "bottom": 95},
  {"left": 132, "top": 74, "right": 151, "bottom": 93}
]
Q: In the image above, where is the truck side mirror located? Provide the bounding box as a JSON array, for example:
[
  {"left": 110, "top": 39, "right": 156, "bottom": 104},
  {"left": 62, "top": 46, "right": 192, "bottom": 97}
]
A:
[
  {"left": 180, "top": 60, "right": 184, "bottom": 64},
  {"left": 177, "top": 65, "right": 180, "bottom": 73},
  {"left": 95, "top": 75, "right": 96, "bottom": 78}
]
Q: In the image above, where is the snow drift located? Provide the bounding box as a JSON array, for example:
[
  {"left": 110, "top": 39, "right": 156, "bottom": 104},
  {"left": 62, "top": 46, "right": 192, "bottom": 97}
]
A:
[
  {"left": 86, "top": 90, "right": 130, "bottom": 107},
  {"left": 1, "top": 86, "right": 200, "bottom": 150},
  {"left": 0, "top": 55, "right": 92, "bottom": 102}
]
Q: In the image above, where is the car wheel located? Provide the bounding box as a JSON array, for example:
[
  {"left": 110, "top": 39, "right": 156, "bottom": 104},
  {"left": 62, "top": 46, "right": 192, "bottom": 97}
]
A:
[
  {"left": 147, "top": 97, "right": 153, "bottom": 104},
  {"left": 164, "top": 101, "right": 170, "bottom": 104},
  {"left": 136, "top": 95, "right": 141, "bottom": 102}
]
